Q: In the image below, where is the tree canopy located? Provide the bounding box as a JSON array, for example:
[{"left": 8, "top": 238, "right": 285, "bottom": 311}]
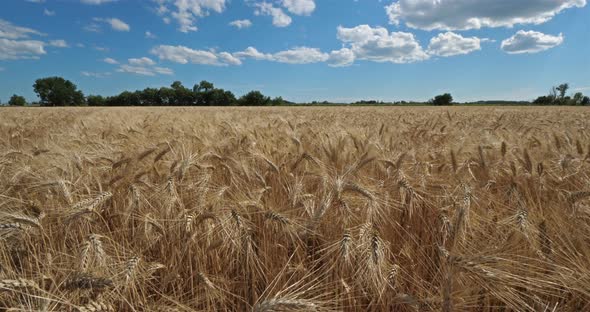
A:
[
  {"left": 533, "top": 82, "right": 589, "bottom": 105},
  {"left": 430, "top": 93, "right": 454, "bottom": 106},
  {"left": 33, "top": 77, "right": 85, "bottom": 106},
  {"left": 8, "top": 94, "right": 26, "bottom": 106}
]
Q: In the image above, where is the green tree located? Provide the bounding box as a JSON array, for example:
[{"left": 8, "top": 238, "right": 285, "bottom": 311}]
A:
[
  {"left": 86, "top": 95, "right": 105, "bottom": 106},
  {"left": 33, "top": 77, "right": 85, "bottom": 106},
  {"left": 209, "top": 89, "right": 236, "bottom": 106},
  {"left": 140, "top": 88, "right": 162, "bottom": 106},
  {"left": 271, "top": 96, "right": 285, "bottom": 106},
  {"left": 238, "top": 90, "right": 271, "bottom": 106},
  {"left": 572, "top": 92, "right": 584, "bottom": 105},
  {"left": 158, "top": 87, "right": 176, "bottom": 106},
  {"left": 193, "top": 81, "right": 216, "bottom": 106},
  {"left": 193, "top": 80, "right": 214, "bottom": 93},
  {"left": 171, "top": 81, "right": 194, "bottom": 105},
  {"left": 582, "top": 96, "right": 590, "bottom": 106},
  {"left": 8, "top": 94, "right": 26, "bottom": 106},
  {"left": 556, "top": 83, "right": 569, "bottom": 99},
  {"left": 429, "top": 93, "right": 453, "bottom": 106},
  {"left": 533, "top": 96, "right": 554, "bottom": 105}
]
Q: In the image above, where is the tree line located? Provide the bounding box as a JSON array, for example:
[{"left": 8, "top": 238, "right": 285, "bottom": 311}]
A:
[
  {"left": 1, "top": 77, "right": 589, "bottom": 106},
  {"left": 2, "top": 77, "right": 287, "bottom": 107},
  {"left": 533, "top": 83, "right": 590, "bottom": 105}
]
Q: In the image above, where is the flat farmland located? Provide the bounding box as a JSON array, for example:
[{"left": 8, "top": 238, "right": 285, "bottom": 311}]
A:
[{"left": 1, "top": 106, "right": 590, "bottom": 311}]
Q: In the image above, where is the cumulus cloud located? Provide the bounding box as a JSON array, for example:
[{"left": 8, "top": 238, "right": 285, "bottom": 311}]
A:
[
  {"left": 385, "top": 0, "right": 586, "bottom": 30},
  {"left": 105, "top": 18, "right": 130, "bottom": 31},
  {"left": 0, "top": 19, "right": 43, "bottom": 39},
  {"left": 154, "top": 24, "right": 435, "bottom": 68},
  {"left": 129, "top": 57, "right": 156, "bottom": 66},
  {"left": 255, "top": 2, "right": 292, "bottom": 27},
  {"left": 117, "top": 57, "right": 173, "bottom": 76},
  {"left": 427, "top": 32, "right": 481, "bottom": 57},
  {"left": 43, "top": 9, "right": 55, "bottom": 16},
  {"left": 90, "top": 18, "right": 130, "bottom": 32},
  {"left": 117, "top": 65, "right": 173, "bottom": 76},
  {"left": 151, "top": 45, "right": 237, "bottom": 65},
  {"left": 150, "top": 45, "right": 218, "bottom": 65},
  {"left": 0, "top": 19, "right": 51, "bottom": 60},
  {"left": 103, "top": 57, "right": 118, "bottom": 64},
  {"left": 49, "top": 39, "right": 68, "bottom": 48},
  {"left": 233, "top": 46, "right": 328, "bottom": 64},
  {"left": 328, "top": 48, "right": 355, "bottom": 67},
  {"left": 272, "top": 47, "right": 328, "bottom": 64},
  {"left": 501, "top": 30, "right": 564, "bottom": 54},
  {"left": 218, "top": 52, "right": 242, "bottom": 65},
  {"left": 229, "top": 19, "right": 252, "bottom": 29},
  {"left": 233, "top": 46, "right": 273, "bottom": 60},
  {"left": 0, "top": 38, "right": 46, "bottom": 60},
  {"left": 336, "top": 25, "right": 429, "bottom": 64},
  {"left": 155, "top": 0, "right": 227, "bottom": 32},
  {"left": 81, "top": 71, "right": 111, "bottom": 78},
  {"left": 281, "top": 0, "right": 316, "bottom": 15}
]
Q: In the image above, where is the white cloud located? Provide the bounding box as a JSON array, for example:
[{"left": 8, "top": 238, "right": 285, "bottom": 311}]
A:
[
  {"left": 0, "top": 20, "right": 48, "bottom": 60},
  {"left": 233, "top": 46, "right": 327, "bottom": 64},
  {"left": 151, "top": 44, "right": 239, "bottom": 65},
  {"left": 328, "top": 48, "right": 355, "bottom": 67},
  {"left": 117, "top": 57, "right": 173, "bottom": 76},
  {"left": 336, "top": 25, "right": 429, "bottom": 64},
  {"left": 129, "top": 57, "right": 156, "bottom": 66},
  {"left": 155, "top": 0, "right": 227, "bottom": 32},
  {"left": 501, "top": 30, "right": 564, "bottom": 54},
  {"left": 145, "top": 31, "right": 157, "bottom": 38},
  {"left": 255, "top": 2, "right": 292, "bottom": 27},
  {"left": 272, "top": 47, "right": 328, "bottom": 64},
  {"left": 385, "top": 0, "right": 586, "bottom": 30},
  {"left": 117, "top": 65, "right": 173, "bottom": 76},
  {"left": 218, "top": 52, "right": 242, "bottom": 65},
  {"left": 0, "top": 19, "right": 43, "bottom": 39},
  {"left": 0, "top": 38, "right": 46, "bottom": 60},
  {"left": 281, "top": 0, "right": 315, "bottom": 15},
  {"left": 91, "top": 18, "right": 130, "bottom": 32},
  {"left": 104, "top": 18, "right": 130, "bottom": 31},
  {"left": 49, "top": 39, "right": 68, "bottom": 48},
  {"left": 153, "top": 66, "right": 174, "bottom": 75},
  {"left": 233, "top": 46, "right": 273, "bottom": 60},
  {"left": 81, "top": 0, "right": 118, "bottom": 4},
  {"left": 104, "top": 57, "right": 118, "bottom": 64},
  {"left": 43, "top": 9, "right": 55, "bottom": 16},
  {"left": 229, "top": 19, "right": 252, "bottom": 29},
  {"left": 427, "top": 32, "right": 481, "bottom": 57},
  {"left": 81, "top": 71, "right": 111, "bottom": 78}
]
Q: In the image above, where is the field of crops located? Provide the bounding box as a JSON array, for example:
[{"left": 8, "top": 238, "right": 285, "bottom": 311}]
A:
[{"left": 1, "top": 106, "right": 590, "bottom": 311}]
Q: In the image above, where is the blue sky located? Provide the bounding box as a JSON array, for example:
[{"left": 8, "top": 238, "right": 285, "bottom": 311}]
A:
[{"left": 1, "top": 0, "right": 589, "bottom": 103}]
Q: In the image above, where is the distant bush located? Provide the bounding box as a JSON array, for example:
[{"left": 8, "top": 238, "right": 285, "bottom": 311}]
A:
[
  {"left": 238, "top": 91, "right": 271, "bottom": 106},
  {"left": 8, "top": 94, "right": 26, "bottom": 106},
  {"left": 430, "top": 93, "right": 453, "bottom": 106}
]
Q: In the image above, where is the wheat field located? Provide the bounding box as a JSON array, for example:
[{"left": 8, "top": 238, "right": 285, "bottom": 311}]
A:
[{"left": 1, "top": 106, "right": 590, "bottom": 311}]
